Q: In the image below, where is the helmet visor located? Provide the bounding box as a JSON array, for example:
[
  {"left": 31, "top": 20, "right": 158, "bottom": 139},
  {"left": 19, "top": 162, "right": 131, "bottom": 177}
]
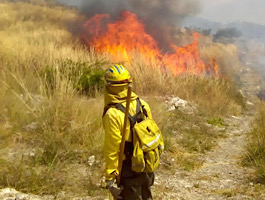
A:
[{"left": 106, "top": 78, "right": 132, "bottom": 85}]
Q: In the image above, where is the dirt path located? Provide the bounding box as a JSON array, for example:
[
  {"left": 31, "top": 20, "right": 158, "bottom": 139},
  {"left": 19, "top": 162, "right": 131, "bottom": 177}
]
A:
[
  {"left": 155, "top": 114, "right": 255, "bottom": 200},
  {"left": 154, "top": 63, "right": 263, "bottom": 200}
]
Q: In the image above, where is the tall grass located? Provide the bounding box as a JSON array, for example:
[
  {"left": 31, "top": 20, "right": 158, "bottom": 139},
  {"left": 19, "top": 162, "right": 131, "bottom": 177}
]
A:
[
  {"left": 0, "top": 0, "right": 246, "bottom": 196},
  {"left": 0, "top": 1, "right": 108, "bottom": 196},
  {"left": 128, "top": 56, "right": 245, "bottom": 116},
  {"left": 200, "top": 42, "right": 242, "bottom": 80},
  {"left": 243, "top": 103, "right": 265, "bottom": 184}
]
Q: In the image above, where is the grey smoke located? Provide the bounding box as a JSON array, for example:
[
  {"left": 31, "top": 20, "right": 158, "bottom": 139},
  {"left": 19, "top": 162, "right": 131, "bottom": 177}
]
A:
[
  {"left": 80, "top": 0, "right": 200, "bottom": 51},
  {"left": 79, "top": 0, "right": 200, "bottom": 25},
  {"left": 57, "top": 0, "right": 201, "bottom": 52}
]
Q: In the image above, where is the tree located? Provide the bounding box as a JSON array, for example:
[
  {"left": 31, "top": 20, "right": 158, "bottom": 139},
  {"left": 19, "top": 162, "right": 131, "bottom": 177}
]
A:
[{"left": 214, "top": 27, "right": 242, "bottom": 41}]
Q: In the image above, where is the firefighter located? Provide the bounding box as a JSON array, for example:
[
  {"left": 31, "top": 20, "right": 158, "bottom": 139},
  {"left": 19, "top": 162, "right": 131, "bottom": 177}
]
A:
[{"left": 103, "top": 64, "right": 155, "bottom": 200}]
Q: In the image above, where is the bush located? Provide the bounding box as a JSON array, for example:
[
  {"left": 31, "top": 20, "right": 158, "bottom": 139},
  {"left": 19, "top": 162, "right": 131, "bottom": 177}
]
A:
[
  {"left": 207, "top": 117, "right": 226, "bottom": 127},
  {"left": 40, "top": 59, "right": 108, "bottom": 97},
  {"left": 214, "top": 27, "right": 242, "bottom": 42},
  {"left": 77, "top": 67, "right": 106, "bottom": 95}
]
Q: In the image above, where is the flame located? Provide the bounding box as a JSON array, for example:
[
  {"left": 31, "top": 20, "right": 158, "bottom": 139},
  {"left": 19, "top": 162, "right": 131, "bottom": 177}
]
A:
[
  {"left": 82, "top": 11, "right": 218, "bottom": 76},
  {"left": 164, "top": 33, "right": 206, "bottom": 76},
  {"left": 212, "top": 58, "right": 220, "bottom": 75}
]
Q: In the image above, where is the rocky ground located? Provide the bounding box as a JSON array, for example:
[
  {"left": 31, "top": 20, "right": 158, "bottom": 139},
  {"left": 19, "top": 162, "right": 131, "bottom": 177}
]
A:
[{"left": 154, "top": 113, "right": 258, "bottom": 200}]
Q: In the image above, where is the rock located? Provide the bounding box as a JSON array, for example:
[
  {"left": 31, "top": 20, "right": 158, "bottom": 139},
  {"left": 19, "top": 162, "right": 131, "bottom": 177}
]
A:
[
  {"left": 231, "top": 115, "right": 242, "bottom": 120},
  {"left": 0, "top": 188, "right": 53, "bottom": 200},
  {"left": 4, "top": 122, "right": 12, "bottom": 129},
  {"left": 88, "top": 155, "right": 95, "bottom": 166},
  {"left": 24, "top": 122, "right": 38, "bottom": 132},
  {"left": 165, "top": 96, "right": 198, "bottom": 114},
  {"left": 246, "top": 101, "right": 254, "bottom": 105},
  {"left": 257, "top": 90, "right": 265, "bottom": 100},
  {"left": 168, "top": 97, "right": 188, "bottom": 109}
]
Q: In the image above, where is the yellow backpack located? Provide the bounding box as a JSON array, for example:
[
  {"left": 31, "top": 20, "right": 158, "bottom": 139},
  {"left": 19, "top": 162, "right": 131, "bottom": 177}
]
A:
[{"left": 113, "top": 98, "right": 164, "bottom": 173}]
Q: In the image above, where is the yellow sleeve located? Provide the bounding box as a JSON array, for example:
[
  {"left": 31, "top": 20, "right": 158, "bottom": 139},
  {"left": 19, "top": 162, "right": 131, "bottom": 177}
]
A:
[{"left": 102, "top": 109, "right": 122, "bottom": 180}]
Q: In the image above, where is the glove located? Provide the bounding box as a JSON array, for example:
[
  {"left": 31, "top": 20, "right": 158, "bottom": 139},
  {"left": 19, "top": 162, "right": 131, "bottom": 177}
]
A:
[{"left": 106, "top": 179, "right": 124, "bottom": 199}]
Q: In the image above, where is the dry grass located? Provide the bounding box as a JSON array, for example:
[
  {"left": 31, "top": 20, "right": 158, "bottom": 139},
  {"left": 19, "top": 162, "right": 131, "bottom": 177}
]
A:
[
  {"left": 143, "top": 96, "right": 227, "bottom": 172},
  {"left": 0, "top": 0, "right": 246, "bottom": 197},
  {"left": 200, "top": 42, "right": 242, "bottom": 80},
  {"left": 243, "top": 103, "right": 265, "bottom": 184},
  {"left": 0, "top": 1, "right": 108, "bottom": 196},
  {"left": 129, "top": 58, "right": 245, "bottom": 116}
]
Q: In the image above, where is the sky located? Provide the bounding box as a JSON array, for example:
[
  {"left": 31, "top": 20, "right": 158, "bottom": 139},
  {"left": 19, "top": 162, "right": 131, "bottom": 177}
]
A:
[
  {"left": 198, "top": 0, "right": 265, "bottom": 25},
  {"left": 56, "top": 0, "right": 265, "bottom": 25}
]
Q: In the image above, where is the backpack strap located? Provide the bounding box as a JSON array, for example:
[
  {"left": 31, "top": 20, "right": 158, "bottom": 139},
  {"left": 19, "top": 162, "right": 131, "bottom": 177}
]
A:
[
  {"left": 136, "top": 98, "right": 148, "bottom": 118},
  {"left": 112, "top": 98, "right": 144, "bottom": 129},
  {"left": 102, "top": 103, "right": 117, "bottom": 118},
  {"left": 103, "top": 98, "right": 146, "bottom": 128},
  {"left": 115, "top": 103, "right": 133, "bottom": 124}
]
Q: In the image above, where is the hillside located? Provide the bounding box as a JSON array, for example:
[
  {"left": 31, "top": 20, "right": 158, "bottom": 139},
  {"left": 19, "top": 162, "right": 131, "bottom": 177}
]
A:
[
  {"left": 0, "top": 1, "right": 264, "bottom": 200},
  {"left": 182, "top": 16, "right": 222, "bottom": 33},
  {"left": 182, "top": 16, "right": 265, "bottom": 42}
]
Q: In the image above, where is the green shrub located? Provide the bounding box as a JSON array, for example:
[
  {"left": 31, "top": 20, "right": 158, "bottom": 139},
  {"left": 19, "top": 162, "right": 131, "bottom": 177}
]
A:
[
  {"left": 77, "top": 67, "right": 105, "bottom": 95},
  {"left": 207, "top": 117, "right": 226, "bottom": 127},
  {"left": 40, "top": 59, "right": 108, "bottom": 96}
]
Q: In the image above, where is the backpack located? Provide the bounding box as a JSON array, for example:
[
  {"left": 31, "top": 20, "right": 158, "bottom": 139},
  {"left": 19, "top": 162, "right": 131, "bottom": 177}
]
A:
[{"left": 104, "top": 98, "right": 164, "bottom": 173}]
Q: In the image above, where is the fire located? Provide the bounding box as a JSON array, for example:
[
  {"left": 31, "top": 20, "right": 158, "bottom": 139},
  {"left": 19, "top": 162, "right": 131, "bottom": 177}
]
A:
[
  {"left": 164, "top": 33, "right": 206, "bottom": 76},
  {"left": 82, "top": 11, "right": 218, "bottom": 76}
]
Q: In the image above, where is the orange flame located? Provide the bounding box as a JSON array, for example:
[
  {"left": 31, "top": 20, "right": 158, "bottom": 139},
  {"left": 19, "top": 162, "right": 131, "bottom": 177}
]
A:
[
  {"left": 164, "top": 33, "right": 206, "bottom": 75},
  {"left": 82, "top": 11, "right": 218, "bottom": 76}
]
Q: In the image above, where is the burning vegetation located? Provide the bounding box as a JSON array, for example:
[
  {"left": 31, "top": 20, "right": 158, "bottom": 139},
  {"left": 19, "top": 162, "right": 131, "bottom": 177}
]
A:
[{"left": 81, "top": 11, "right": 219, "bottom": 76}]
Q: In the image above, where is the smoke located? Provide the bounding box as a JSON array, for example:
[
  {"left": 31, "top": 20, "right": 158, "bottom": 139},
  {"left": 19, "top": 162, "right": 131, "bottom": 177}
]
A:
[
  {"left": 80, "top": 0, "right": 200, "bottom": 24},
  {"left": 78, "top": 0, "right": 201, "bottom": 51}
]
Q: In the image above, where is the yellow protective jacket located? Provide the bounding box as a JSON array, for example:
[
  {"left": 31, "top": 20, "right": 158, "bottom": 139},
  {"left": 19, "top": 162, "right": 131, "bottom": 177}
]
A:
[{"left": 103, "top": 85, "right": 152, "bottom": 180}]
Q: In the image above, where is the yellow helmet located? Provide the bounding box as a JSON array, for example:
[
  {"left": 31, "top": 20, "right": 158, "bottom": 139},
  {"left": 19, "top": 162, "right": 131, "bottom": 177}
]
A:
[{"left": 105, "top": 64, "right": 132, "bottom": 86}]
